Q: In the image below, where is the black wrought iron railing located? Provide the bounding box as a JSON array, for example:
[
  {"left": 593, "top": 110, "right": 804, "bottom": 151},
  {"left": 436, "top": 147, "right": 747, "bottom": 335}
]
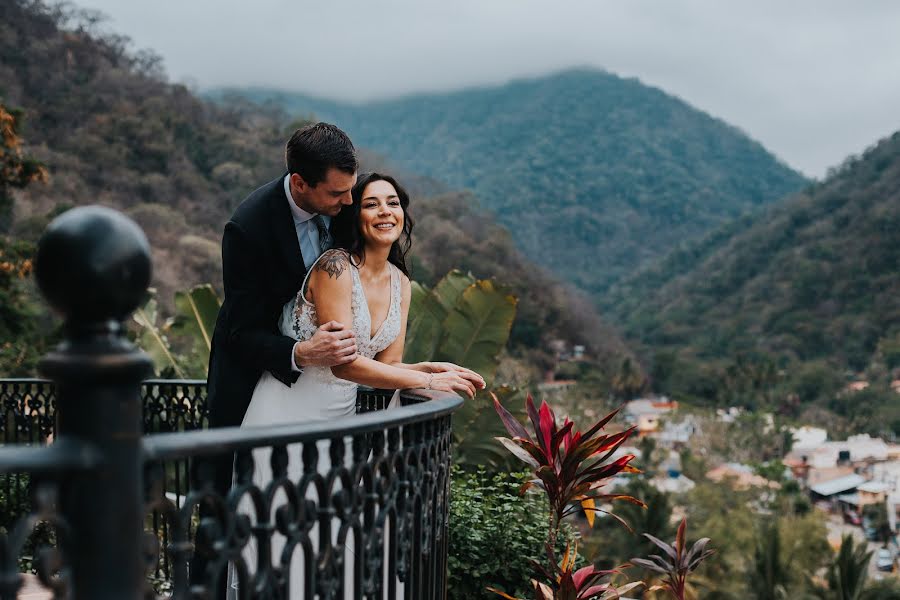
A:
[
  {"left": 0, "top": 205, "right": 461, "bottom": 599},
  {"left": 1, "top": 377, "right": 394, "bottom": 584}
]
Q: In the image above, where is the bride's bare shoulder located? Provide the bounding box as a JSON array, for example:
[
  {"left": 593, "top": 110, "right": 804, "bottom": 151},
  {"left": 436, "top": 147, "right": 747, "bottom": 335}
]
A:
[{"left": 313, "top": 249, "right": 352, "bottom": 280}]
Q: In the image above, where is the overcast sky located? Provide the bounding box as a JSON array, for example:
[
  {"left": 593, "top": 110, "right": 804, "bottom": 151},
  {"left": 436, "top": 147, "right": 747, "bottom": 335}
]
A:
[{"left": 73, "top": 0, "right": 900, "bottom": 178}]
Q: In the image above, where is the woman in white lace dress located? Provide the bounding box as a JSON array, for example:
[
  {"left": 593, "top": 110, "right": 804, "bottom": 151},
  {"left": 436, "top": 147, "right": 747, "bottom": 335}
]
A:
[{"left": 228, "top": 173, "right": 483, "bottom": 598}]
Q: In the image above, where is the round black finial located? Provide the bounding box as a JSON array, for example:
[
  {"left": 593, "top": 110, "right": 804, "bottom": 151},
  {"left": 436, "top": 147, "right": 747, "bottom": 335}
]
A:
[{"left": 35, "top": 205, "right": 152, "bottom": 325}]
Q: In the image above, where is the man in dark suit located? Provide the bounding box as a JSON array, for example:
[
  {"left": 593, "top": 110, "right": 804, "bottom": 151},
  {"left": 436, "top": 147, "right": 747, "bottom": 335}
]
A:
[{"left": 195, "top": 123, "right": 359, "bottom": 590}]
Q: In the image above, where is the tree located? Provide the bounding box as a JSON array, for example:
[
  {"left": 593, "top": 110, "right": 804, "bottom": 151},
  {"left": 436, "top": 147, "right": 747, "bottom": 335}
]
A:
[
  {"left": 0, "top": 103, "right": 48, "bottom": 232},
  {"left": 748, "top": 521, "right": 790, "bottom": 600},
  {"left": 0, "top": 101, "right": 51, "bottom": 375},
  {"left": 862, "top": 503, "right": 891, "bottom": 545},
  {"left": 611, "top": 357, "right": 646, "bottom": 400},
  {"left": 816, "top": 535, "right": 872, "bottom": 600}
]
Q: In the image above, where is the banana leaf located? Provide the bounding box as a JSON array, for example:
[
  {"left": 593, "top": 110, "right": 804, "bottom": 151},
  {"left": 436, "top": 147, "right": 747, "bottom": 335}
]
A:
[
  {"left": 432, "top": 269, "right": 475, "bottom": 312},
  {"left": 403, "top": 281, "right": 447, "bottom": 363},
  {"left": 132, "top": 294, "right": 185, "bottom": 378},
  {"left": 169, "top": 284, "right": 221, "bottom": 351},
  {"left": 435, "top": 279, "right": 517, "bottom": 388}
]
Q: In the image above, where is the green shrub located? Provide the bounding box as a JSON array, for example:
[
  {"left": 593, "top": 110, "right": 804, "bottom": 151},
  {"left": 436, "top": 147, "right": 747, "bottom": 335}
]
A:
[
  {"left": 448, "top": 467, "right": 578, "bottom": 600},
  {"left": 0, "top": 472, "right": 31, "bottom": 531}
]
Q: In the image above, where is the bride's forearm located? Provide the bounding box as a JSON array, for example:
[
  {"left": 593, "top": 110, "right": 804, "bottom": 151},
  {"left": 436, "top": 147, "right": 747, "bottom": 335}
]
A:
[
  {"left": 386, "top": 361, "right": 433, "bottom": 373},
  {"left": 332, "top": 357, "right": 430, "bottom": 389}
]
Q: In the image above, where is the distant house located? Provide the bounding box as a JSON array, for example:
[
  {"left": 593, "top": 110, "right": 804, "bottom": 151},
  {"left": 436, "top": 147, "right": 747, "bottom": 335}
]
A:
[
  {"left": 790, "top": 426, "right": 828, "bottom": 450},
  {"left": 809, "top": 473, "right": 867, "bottom": 502},
  {"left": 844, "top": 380, "right": 870, "bottom": 393},
  {"left": 657, "top": 417, "right": 698, "bottom": 447},
  {"left": 650, "top": 474, "right": 696, "bottom": 494},
  {"left": 624, "top": 397, "right": 678, "bottom": 433},
  {"left": 536, "top": 379, "right": 578, "bottom": 391},
  {"left": 785, "top": 434, "right": 891, "bottom": 470},
  {"left": 858, "top": 481, "right": 892, "bottom": 507},
  {"left": 715, "top": 407, "right": 744, "bottom": 423},
  {"left": 871, "top": 460, "right": 900, "bottom": 531},
  {"left": 706, "top": 463, "right": 779, "bottom": 490}
]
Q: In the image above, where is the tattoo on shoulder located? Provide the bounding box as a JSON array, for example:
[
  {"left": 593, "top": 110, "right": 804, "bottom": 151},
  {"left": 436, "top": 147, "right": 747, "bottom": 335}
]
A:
[{"left": 316, "top": 251, "right": 348, "bottom": 279}]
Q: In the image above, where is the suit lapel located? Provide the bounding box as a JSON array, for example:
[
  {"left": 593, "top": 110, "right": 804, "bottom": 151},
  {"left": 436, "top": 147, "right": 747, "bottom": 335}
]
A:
[{"left": 270, "top": 174, "right": 307, "bottom": 282}]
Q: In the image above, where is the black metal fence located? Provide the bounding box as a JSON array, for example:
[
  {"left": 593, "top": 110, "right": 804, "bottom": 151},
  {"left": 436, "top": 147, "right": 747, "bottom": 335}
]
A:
[
  {"left": 1, "top": 380, "right": 402, "bottom": 583},
  {"left": 0, "top": 206, "right": 461, "bottom": 599}
]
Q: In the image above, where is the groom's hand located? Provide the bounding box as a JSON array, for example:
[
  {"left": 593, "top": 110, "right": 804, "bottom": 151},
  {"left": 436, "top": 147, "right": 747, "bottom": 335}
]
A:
[{"left": 294, "top": 321, "right": 357, "bottom": 367}]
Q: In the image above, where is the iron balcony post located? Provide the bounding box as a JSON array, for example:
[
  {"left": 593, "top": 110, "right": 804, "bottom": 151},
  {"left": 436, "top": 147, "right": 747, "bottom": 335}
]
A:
[{"left": 35, "top": 206, "right": 154, "bottom": 600}]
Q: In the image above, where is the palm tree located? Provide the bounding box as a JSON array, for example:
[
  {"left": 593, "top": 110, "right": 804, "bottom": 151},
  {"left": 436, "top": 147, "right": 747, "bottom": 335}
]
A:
[
  {"left": 819, "top": 535, "right": 872, "bottom": 600},
  {"left": 748, "top": 521, "right": 790, "bottom": 600}
]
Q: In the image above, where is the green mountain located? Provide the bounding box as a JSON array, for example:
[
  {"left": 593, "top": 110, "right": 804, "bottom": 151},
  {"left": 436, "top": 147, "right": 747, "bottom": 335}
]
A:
[
  {"left": 599, "top": 130, "right": 900, "bottom": 436},
  {"left": 607, "top": 130, "right": 900, "bottom": 371},
  {"left": 214, "top": 71, "right": 808, "bottom": 295},
  {"left": 0, "top": 0, "right": 627, "bottom": 375}
]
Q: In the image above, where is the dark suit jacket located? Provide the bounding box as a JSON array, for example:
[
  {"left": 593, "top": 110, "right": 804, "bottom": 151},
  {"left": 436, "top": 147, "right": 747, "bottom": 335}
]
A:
[{"left": 207, "top": 174, "right": 307, "bottom": 431}]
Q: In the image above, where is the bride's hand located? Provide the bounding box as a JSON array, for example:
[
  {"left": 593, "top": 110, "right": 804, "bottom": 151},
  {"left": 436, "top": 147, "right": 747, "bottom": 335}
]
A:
[
  {"left": 425, "top": 370, "right": 482, "bottom": 398},
  {"left": 427, "top": 362, "right": 486, "bottom": 390}
]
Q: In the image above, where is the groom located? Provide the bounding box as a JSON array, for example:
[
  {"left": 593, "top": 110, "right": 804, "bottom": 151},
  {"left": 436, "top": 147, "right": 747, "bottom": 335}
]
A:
[
  {"left": 196, "top": 123, "right": 360, "bottom": 589},
  {"left": 207, "top": 122, "right": 359, "bottom": 434}
]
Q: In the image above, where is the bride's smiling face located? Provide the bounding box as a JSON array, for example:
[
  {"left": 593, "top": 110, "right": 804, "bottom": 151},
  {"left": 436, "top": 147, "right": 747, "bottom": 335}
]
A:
[{"left": 359, "top": 180, "right": 405, "bottom": 247}]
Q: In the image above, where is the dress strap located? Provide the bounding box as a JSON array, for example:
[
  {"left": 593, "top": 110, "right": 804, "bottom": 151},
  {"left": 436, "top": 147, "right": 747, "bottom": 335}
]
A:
[{"left": 390, "top": 263, "right": 402, "bottom": 311}]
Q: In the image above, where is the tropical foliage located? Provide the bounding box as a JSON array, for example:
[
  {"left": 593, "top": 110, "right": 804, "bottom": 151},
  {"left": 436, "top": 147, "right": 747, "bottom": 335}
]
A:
[
  {"left": 631, "top": 518, "right": 714, "bottom": 600},
  {"left": 814, "top": 535, "right": 873, "bottom": 600},
  {"left": 405, "top": 269, "right": 526, "bottom": 467},
  {"left": 405, "top": 269, "right": 516, "bottom": 387},
  {"left": 448, "top": 468, "right": 580, "bottom": 600},
  {"left": 132, "top": 284, "right": 221, "bottom": 377},
  {"left": 491, "top": 394, "right": 647, "bottom": 599},
  {"left": 489, "top": 542, "right": 642, "bottom": 600}
]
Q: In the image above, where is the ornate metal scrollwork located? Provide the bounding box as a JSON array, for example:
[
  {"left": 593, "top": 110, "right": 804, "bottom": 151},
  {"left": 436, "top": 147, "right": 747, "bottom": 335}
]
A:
[
  {"left": 142, "top": 393, "right": 457, "bottom": 599},
  {"left": 0, "top": 478, "right": 72, "bottom": 600}
]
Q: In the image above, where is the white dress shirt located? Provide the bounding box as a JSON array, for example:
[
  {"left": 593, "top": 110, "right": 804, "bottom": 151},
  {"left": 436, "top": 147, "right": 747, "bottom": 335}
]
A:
[
  {"left": 284, "top": 175, "right": 331, "bottom": 371},
  {"left": 284, "top": 175, "right": 330, "bottom": 269}
]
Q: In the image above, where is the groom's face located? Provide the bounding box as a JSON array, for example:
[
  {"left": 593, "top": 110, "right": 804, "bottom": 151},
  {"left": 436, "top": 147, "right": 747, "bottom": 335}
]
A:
[{"left": 292, "top": 168, "right": 356, "bottom": 216}]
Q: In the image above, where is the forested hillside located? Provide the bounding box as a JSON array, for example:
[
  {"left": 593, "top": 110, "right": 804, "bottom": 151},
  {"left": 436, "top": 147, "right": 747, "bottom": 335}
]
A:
[
  {"left": 0, "top": 0, "right": 625, "bottom": 374},
  {"left": 606, "top": 131, "right": 900, "bottom": 435},
  {"left": 216, "top": 71, "right": 808, "bottom": 295}
]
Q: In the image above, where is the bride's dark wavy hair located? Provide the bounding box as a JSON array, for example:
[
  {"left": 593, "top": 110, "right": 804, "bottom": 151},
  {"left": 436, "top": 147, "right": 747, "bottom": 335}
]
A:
[{"left": 332, "top": 172, "right": 413, "bottom": 277}]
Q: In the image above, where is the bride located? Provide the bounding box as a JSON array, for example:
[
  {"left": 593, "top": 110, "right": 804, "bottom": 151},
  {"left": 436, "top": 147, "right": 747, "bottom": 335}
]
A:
[{"left": 228, "top": 172, "right": 484, "bottom": 598}]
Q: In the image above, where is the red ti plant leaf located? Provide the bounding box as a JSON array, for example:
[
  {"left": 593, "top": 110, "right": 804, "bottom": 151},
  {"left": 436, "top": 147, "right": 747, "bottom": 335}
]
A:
[
  {"left": 489, "top": 542, "right": 643, "bottom": 600},
  {"left": 631, "top": 518, "right": 714, "bottom": 600},
  {"left": 491, "top": 393, "right": 642, "bottom": 551},
  {"left": 496, "top": 436, "right": 541, "bottom": 468},
  {"left": 493, "top": 392, "right": 531, "bottom": 440},
  {"left": 538, "top": 400, "right": 556, "bottom": 455}
]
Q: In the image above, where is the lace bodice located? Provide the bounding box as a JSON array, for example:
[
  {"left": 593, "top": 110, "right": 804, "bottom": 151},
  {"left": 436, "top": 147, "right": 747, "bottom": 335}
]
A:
[{"left": 278, "top": 250, "right": 402, "bottom": 386}]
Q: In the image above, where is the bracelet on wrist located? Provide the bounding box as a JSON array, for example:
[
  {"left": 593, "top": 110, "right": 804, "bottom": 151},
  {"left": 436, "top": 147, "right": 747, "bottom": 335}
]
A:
[{"left": 426, "top": 373, "right": 434, "bottom": 390}]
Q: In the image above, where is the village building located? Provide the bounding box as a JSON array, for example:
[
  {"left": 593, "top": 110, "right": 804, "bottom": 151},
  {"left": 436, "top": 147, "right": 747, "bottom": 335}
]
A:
[{"left": 624, "top": 397, "right": 678, "bottom": 434}]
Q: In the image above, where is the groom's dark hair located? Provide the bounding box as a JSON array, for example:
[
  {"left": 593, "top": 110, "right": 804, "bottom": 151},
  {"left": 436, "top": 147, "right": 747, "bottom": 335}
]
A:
[{"left": 285, "top": 122, "right": 358, "bottom": 187}]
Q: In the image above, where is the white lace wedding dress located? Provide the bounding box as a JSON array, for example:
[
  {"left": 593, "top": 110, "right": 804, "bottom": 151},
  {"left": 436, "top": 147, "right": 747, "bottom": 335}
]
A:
[{"left": 227, "top": 249, "right": 402, "bottom": 599}]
